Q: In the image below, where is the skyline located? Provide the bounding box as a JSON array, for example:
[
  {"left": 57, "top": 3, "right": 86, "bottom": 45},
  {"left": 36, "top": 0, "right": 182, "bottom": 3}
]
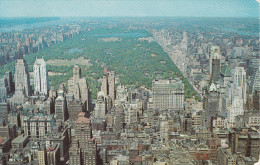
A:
[{"left": 0, "top": 0, "right": 259, "bottom": 18}]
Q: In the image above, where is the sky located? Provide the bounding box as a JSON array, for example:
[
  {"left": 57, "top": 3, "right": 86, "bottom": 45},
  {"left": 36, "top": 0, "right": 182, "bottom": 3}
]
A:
[{"left": 0, "top": 0, "right": 259, "bottom": 17}]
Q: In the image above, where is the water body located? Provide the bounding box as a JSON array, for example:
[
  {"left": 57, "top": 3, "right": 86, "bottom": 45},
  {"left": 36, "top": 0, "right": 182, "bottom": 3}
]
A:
[
  {"left": 92, "top": 33, "right": 146, "bottom": 38},
  {"left": 0, "top": 17, "right": 70, "bottom": 32},
  {"left": 68, "top": 48, "right": 83, "bottom": 54}
]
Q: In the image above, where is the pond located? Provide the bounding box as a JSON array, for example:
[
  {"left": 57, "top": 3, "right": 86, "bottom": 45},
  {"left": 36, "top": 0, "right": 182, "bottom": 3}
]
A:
[{"left": 68, "top": 48, "right": 83, "bottom": 54}]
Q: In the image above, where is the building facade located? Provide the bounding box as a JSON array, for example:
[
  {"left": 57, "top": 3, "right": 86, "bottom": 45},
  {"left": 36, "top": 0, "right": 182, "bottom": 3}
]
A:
[
  {"left": 33, "top": 58, "right": 49, "bottom": 96},
  {"left": 209, "top": 46, "right": 221, "bottom": 82},
  {"left": 152, "top": 79, "right": 184, "bottom": 110}
]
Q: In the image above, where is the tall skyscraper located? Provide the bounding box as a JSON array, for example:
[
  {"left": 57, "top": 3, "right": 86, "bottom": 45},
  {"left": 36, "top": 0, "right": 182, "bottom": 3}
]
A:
[
  {"left": 226, "top": 67, "right": 247, "bottom": 127},
  {"left": 34, "top": 57, "right": 49, "bottom": 96},
  {"left": 205, "top": 82, "right": 219, "bottom": 128},
  {"left": 209, "top": 46, "right": 221, "bottom": 82},
  {"left": 227, "top": 97, "right": 244, "bottom": 128},
  {"left": 152, "top": 79, "right": 184, "bottom": 110},
  {"left": 11, "top": 56, "right": 31, "bottom": 105},
  {"left": 248, "top": 67, "right": 260, "bottom": 95},
  {"left": 74, "top": 112, "right": 96, "bottom": 164},
  {"left": 55, "top": 85, "right": 68, "bottom": 122},
  {"left": 232, "top": 67, "right": 247, "bottom": 104},
  {"left": 94, "top": 92, "right": 107, "bottom": 118},
  {"left": 0, "top": 71, "right": 14, "bottom": 101},
  {"left": 68, "top": 65, "right": 90, "bottom": 110},
  {"left": 101, "top": 67, "right": 115, "bottom": 105},
  {"left": 0, "top": 102, "right": 10, "bottom": 122},
  {"left": 14, "top": 55, "right": 31, "bottom": 97}
]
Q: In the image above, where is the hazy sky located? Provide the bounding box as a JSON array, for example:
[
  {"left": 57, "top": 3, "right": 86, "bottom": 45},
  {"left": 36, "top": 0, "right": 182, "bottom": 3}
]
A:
[{"left": 0, "top": 0, "right": 259, "bottom": 17}]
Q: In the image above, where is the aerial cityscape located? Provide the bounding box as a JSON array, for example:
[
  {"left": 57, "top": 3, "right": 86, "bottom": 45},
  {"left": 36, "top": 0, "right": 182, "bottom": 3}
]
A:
[{"left": 0, "top": 0, "right": 259, "bottom": 165}]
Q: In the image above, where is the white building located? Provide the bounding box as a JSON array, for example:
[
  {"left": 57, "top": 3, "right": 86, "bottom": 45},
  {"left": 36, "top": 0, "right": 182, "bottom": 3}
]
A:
[
  {"left": 224, "top": 66, "right": 247, "bottom": 128},
  {"left": 227, "top": 97, "right": 244, "bottom": 128},
  {"left": 232, "top": 67, "right": 247, "bottom": 104},
  {"left": 152, "top": 79, "right": 184, "bottom": 111},
  {"left": 94, "top": 92, "right": 107, "bottom": 118},
  {"left": 34, "top": 58, "right": 49, "bottom": 96}
]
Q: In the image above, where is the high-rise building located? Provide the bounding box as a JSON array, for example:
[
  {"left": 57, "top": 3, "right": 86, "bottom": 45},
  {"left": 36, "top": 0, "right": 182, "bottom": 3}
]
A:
[
  {"left": 232, "top": 67, "right": 247, "bottom": 104},
  {"left": 114, "top": 104, "right": 125, "bottom": 132},
  {"left": 55, "top": 87, "right": 68, "bottom": 122},
  {"left": 14, "top": 56, "right": 31, "bottom": 97},
  {"left": 0, "top": 77, "right": 8, "bottom": 101},
  {"left": 0, "top": 71, "right": 14, "bottom": 101},
  {"left": 75, "top": 112, "right": 91, "bottom": 149},
  {"left": 68, "top": 65, "right": 90, "bottom": 110},
  {"left": 94, "top": 92, "right": 107, "bottom": 119},
  {"left": 74, "top": 112, "right": 96, "bottom": 164},
  {"left": 33, "top": 57, "right": 49, "bottom": 96},
  {"left": 68, "top": 100, "right": 83, "bottom": 121},
  {"left": 205, "top": 82, "right": 219, "bottom": 128},
  {"left": 11, "top": 56, "right": 31, "bottom": 105},
  {"left": 227, "top": 97, "right": 244, "bottom": 128},
  {"left": 248, "top": 67, "right": 260, "bottom": 95},
  {"left": 152, "top": 79, "right": 184, "bottom": 110},
  {"left": 0, "top": 102, "right": 10, "bottom": 122},
  {"left": 108, "top": 71, "right": 115, "bottom": 103},
  {"left": 69, "top": 138, "right": 82, "bottom": 165},
  {"left": 101, "top": 67, "right": 115, "bottom": 105},
  {"left": 225, "top": 67, "right": 247, "bottom": 127},
  {"left": 209, "top": 46, "right": 221, "bottom": 82}
]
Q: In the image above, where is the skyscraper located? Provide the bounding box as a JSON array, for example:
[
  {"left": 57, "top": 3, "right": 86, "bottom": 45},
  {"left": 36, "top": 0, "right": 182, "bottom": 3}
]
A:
[
  {"left": 205, "top": 82, "right": 219, "bottom": 128},
  {"left": 69, "top": 138, "right": 82, "bottom": 165},
  {"left": 101, "top": 67, "right": 115, "bottom": 105},
  {"left": 226, "top": 67, "right": 247, "bottom": 127},
  {"left": 14, "top": 55, "right": 31, "bottom": 97},
  {"left": 74, "top": 112, "right": 96, "bottom": 164},
  {"left": 11, "top": 56, "right": 31, "bottom": 105},
  {"left": 55, "top": 85, "right": 68, "bottom": 122},
  {"left": 0, "top": 71, "right": 14, "bottom": 101},
  {"left": 248, "top": 67, "right": 260, "bottom": 95},
  {"left": 94, "top": 92, "right": 107, "bottom": 118},
  {"left": 68, "top": 65, "right": 90, "bottom": 110},
  {"left": 34, "top": 57, "right": 49, "bottom": 96},
  {"left": 232, "top": 67, "right": 247, "bottom": 104},
  {"left": 209, "top": 46, "right": 221, "bottom": 82}
]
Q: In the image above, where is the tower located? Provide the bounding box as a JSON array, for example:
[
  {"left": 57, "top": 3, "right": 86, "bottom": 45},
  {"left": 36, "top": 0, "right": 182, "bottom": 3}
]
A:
[
  {"left": 94, "top": 92, "right": 107, "bottom": 118},
  {"left": 68, "top": 65, "right": 90, "bottom": 111},
  {"left": 55, "top": 84, "right": 68, "bottom": 122},
  {"left": 34, "top": 57, "right": 49, "bottom": 96},
  {"left": 74, "top": 112, "right": 96, "bottom": 164},
  {"left": 11, "top": 55, "right": 31, "bottom": 105},
  {"left": 14, "top": 55, "right": 31, "bottom": 96},
  {"left": 232, "top": 67, "right": 247, "bottom": 104},
  {"left": 101, "top": 67, "right": 116, "bottom": 105},
  {"left": 101, "top": 67, "right": 108, "bottom": 96},
  {"left": 210, "top": 46, "right": 221, "bottom": 82},
  {"left": 108, "top": 71, "right": 115, "bottom": 104},
  {"left": 206, "top": 82, "right": 219, "bottom": 128}
]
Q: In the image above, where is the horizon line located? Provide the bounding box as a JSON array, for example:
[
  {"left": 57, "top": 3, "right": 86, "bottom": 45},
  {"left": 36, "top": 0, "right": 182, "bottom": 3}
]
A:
[{"left": 0, "top": 16, "right": 259, "bottom": 19}]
